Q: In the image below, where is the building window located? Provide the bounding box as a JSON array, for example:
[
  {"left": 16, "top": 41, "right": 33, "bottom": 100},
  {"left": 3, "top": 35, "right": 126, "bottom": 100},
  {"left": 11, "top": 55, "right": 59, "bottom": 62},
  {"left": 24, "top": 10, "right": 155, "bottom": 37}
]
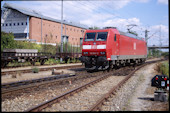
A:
[
  {"left": 56, "top": 36, "right": 57, "bottom": 39},
  {"left": 81, "top": 30, "right": 84, "bottom": 33},
  {"left": 21, "top": 22, "right": 24, "bottom": 25},
  {"left": 6, "top": 23, "right": 8, "bottom": 26},
  {"left": 9, "top": 23, "right": 12, "bottom": 26},
  {"left": 13, "top": 23, "right": 15, "bottom": 26},
  {"left": 17, "top": 23, "right": 20, "bottom": 26},
  {"left": 26, "top": 22, "right": 27, "bottom": 25},
  {"left": 13, "top": 33, "right": 27, "bottom": 38},
  {"left": 70, "top": 28, "right": 72, "bottom": 31},
  {"left": 2, "top": 24, "right": 4, "bottom": 26}
]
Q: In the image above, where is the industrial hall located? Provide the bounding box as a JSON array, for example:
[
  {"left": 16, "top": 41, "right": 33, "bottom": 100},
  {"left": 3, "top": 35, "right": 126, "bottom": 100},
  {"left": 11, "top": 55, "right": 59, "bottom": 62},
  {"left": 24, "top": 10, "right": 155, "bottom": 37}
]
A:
[{"left": 1, "top": 3, "right": 88, "bottom": 46}]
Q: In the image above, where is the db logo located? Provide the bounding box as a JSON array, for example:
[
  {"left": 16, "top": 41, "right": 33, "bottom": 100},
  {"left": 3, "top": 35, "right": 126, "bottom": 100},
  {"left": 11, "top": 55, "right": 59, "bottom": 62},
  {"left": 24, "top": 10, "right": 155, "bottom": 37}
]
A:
[{"left": 91, "top": 45, "right": 97, "bottom": 49}]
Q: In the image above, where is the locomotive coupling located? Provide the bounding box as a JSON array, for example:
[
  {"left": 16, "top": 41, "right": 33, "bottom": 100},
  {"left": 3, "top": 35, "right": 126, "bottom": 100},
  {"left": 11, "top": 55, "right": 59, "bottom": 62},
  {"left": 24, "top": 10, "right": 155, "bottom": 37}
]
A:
[{"left": 79, "top": 56, "right": 107, "bottom": 65}]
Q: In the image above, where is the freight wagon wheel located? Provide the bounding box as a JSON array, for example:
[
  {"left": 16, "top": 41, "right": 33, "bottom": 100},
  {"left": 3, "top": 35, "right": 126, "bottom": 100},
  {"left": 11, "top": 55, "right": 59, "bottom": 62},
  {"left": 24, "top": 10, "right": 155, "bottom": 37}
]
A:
[
  {"left": 40, "top": 59, "right": 46, "bottom": 65},
  {"left": 30, "top": 59, "right": 35, "bottom": 66},
  {"left": 30, "top": 61, "right": 35, "bottom": 66},
  {"left": 1, "top": 61, "right": 9, "bottom": 68},
  {"left": 64, "top": 56, "right": 69, "bottom": 63}
]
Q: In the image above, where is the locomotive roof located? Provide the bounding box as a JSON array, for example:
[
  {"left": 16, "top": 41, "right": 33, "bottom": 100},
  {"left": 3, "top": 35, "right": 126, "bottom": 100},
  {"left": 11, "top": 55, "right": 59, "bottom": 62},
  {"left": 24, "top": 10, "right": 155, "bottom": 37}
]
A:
[
  {"left": 87, "top": 27, "right": 144, "bottom": 41},
  {"left": 104, "top": 27, "right": 144, "bottom": 40},
  {"left": 119, "top": 31, "right": 144, "bottom": 41}
]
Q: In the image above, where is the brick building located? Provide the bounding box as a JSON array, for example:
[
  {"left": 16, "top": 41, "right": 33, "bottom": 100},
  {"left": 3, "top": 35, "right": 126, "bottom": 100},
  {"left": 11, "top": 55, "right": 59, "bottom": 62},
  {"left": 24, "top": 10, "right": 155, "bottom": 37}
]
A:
[{"left": 1, "top": 3, "right": 88, "bottom": 46}]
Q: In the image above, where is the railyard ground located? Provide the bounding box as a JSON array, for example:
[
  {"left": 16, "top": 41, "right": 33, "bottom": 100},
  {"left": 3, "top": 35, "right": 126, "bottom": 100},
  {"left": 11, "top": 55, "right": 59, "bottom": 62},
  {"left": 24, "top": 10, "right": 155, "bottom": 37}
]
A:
[
  {"left": 124, "top": 62, "right": 169, "bottom": 111},
  {"left": 1, "top": 59, "right": 169, "bottom": 111}
]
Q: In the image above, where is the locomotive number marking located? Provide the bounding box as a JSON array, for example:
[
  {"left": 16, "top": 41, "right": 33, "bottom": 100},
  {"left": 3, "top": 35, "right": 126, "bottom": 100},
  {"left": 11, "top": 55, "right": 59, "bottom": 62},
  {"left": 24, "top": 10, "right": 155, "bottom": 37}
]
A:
[{"left": 91, "top": 45, "right": 97, "bottom": 49}]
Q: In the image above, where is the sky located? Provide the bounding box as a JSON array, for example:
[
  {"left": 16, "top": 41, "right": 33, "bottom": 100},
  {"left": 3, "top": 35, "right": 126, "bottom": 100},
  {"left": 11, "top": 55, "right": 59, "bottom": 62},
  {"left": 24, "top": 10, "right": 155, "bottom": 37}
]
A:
[{"left": 1, "top": 0, "right": 169, "bottom": 51}]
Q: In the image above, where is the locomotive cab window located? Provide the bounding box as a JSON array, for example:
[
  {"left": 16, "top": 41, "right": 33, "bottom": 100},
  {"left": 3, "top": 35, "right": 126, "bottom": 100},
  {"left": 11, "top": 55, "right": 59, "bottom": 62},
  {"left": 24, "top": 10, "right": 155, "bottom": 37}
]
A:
[
  {"left": 84, "top": 33, "right": 96, "bottom": 41},
  {"left": 96, "top": 32, "right": 108, "bottom": 41},
  {"left": 114, "top": 34, "right": 116, "bottom": 41}
]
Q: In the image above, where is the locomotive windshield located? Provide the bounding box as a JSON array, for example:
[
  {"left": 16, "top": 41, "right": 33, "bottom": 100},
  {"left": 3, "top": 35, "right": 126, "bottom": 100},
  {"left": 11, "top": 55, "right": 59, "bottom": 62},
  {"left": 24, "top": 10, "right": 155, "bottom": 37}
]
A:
[
  {"left": 85, "top": 33, "right": 96, "bottom": 41},
  {"left": 96, "top": 32, "right": 108, "bottom": 41},
  {"left": 84, "top": 32, "right": 108, "bottom": 41}
]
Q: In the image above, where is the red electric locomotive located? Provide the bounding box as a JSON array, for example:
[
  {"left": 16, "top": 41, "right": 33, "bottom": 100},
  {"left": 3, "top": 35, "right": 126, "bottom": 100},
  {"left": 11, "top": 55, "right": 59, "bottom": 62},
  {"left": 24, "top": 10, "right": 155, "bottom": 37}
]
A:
[{"left": 79, "top": 27, "right": 147, "bottom": 71}]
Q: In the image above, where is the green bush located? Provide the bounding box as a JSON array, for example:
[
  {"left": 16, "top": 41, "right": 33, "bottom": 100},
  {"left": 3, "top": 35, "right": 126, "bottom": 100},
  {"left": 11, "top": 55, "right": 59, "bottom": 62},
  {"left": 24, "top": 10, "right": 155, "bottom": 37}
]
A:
[
  {"left": 32, "top": 67, "right": 39, "bottom": 73},
  {"left": 159, "top": 61, "right": 169, "bottom": 77},
  {"left": 45, "top": 58, "right": 59, "bottom": 65},
  {"left": 1, "top": 32, "right": 15, "bottom": 52}
]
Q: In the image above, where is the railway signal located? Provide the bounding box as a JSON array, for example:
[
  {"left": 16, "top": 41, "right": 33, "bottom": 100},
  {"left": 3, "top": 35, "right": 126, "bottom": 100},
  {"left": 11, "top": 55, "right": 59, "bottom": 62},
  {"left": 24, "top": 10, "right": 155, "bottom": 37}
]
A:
[{"left": 151, "top": 75, "right": 169, "bottom": 102}]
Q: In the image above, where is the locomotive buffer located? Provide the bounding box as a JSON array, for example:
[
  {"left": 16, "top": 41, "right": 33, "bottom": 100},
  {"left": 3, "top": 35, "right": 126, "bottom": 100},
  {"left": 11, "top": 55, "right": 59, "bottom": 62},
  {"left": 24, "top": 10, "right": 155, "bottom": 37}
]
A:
[{"left": 151, "top": 75, "right": 169, "bottom": 102}]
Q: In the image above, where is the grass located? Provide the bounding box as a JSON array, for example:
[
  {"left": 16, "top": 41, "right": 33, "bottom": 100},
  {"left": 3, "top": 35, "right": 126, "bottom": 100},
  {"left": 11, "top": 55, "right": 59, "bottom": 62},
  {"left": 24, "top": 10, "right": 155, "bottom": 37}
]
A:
[
  {"left": 32, "top": 67, "right": 39, "bottom": 73},
  {"left": 5, "top": 58, "right": 81, "bottom": 67},
  {"left": 158, "top": 61, "right": 169, "bottom": 77}
]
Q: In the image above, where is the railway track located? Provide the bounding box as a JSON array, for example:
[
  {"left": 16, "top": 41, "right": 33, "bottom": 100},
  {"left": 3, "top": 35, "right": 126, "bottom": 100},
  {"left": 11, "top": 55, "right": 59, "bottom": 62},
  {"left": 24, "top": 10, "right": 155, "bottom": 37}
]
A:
[
  {"left": 2, "top": 68, "right": 114, "bottom": 100},
  {"left": 2, "top": 59, "right": 167, "bottom": 111},
  {"left": 1, "top": 63, "right": 83, "bottom": 76},
  {"left": 24, "top": 59, "right": 166, "bottom": 111}
]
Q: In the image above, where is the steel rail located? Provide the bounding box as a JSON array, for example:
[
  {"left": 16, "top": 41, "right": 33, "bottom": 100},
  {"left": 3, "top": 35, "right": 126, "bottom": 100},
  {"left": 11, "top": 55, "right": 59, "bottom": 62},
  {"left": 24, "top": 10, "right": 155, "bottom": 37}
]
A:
[
  {"left": 1, "top": 74, "right": 76, "bottom": 89},
  {"left": 25, "top": 59, "right": 167, "bottom": 112},
  {"left": 1, "top": 65, "right": 83, "bottom": 76},
  {"left": 25, "top": 73, "right": 111, "bottom": 112},
  {"left": 88, "top": 64, "right": 146, "bottom": 111},
  {"left": 2, "top": 71, "right": 97, "bottom": 96},
  {"left": 88, "top": 59, "right": 168, "bottom": 111},
  {"left": 2, "top": 69, "right": 107, "bottom": 97}
]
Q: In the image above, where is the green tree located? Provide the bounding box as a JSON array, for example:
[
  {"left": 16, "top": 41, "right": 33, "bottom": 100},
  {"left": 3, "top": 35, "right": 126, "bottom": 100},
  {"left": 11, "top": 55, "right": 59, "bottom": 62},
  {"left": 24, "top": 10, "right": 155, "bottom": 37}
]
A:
[
  {"left": 89, "top": 26, "right": 101, "bottom": 30},
  {"left": 1, "top": 32, "right": 15, "bottom": 51}
]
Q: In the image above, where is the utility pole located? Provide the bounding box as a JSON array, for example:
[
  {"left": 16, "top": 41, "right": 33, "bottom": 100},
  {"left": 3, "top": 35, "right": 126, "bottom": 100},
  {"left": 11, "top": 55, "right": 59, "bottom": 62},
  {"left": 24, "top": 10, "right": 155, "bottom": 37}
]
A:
[
  {"left": 41, "top": 17, "right": 42, "bottom": 45},
  {"left": 144, "top": 29, "right": 150, "bottom": 43},
  {"left": 144, "top": 29, "right": 149, "bottom": 56},
  {"left": 159, "top": 25, "right": 162, "bottom": 57},
  {"left": 60, "top": 0, "right": 63, "bottom": 63}
]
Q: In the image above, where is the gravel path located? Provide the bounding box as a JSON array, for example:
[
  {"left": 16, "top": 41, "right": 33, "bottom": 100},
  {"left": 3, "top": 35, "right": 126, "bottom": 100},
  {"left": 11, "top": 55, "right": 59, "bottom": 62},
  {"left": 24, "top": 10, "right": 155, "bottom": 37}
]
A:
[
  {"left": 100, "top": 62, "right": 169, "bottom": 111},
  {"left": 127, "top": 63, "right": 169, "bottom": 111},
  {"left": 43, "top": 76, "right": 125, "bottom": 111},
  {"left": 2, "top": 60, "right": 168, "bottom": 111},
  {"left": 127, "top": 63, "right": 157, "bottom": 111}
]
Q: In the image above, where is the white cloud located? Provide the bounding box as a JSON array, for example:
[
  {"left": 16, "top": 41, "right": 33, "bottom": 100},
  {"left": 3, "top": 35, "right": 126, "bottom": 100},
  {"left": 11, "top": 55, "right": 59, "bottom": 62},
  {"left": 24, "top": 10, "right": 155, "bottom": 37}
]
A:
[
  {"left": 136, "top": 0, "right": 150, "bottom": 3},
  {"left": 2, "top": 1, "right": 168, "bottom": 47},
  {"left": 147, "top": 24, "right": 169, "bottom": 46},
  {"left": 157, "top": 0, "right": 168, "bottom": 5}
]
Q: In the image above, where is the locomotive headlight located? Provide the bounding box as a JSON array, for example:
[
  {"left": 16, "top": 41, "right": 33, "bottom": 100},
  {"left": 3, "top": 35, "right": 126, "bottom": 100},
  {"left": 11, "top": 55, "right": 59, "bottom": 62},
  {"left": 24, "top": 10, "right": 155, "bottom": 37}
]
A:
[
  {"left": 83, "top": 52, "right": 88, "bottom": 55},
  {"left": 100, "top": 52, "right": 105, "bottom": 55}
]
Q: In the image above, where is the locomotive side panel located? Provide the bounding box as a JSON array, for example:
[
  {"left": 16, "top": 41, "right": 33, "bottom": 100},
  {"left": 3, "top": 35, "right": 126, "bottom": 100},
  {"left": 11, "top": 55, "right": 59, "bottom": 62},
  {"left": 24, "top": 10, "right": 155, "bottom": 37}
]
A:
[
  {"left": 119, "top": 35, "right": 133, "bottom": 56},
  {"left": 106, "top": 29, "right": 120, "bottom": 60},
  {"left": 118, "top": 34, "right": 147, "bottom": 60},
  {"left": 135, "top": 40, "right": 147, "bottom": 55}
]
